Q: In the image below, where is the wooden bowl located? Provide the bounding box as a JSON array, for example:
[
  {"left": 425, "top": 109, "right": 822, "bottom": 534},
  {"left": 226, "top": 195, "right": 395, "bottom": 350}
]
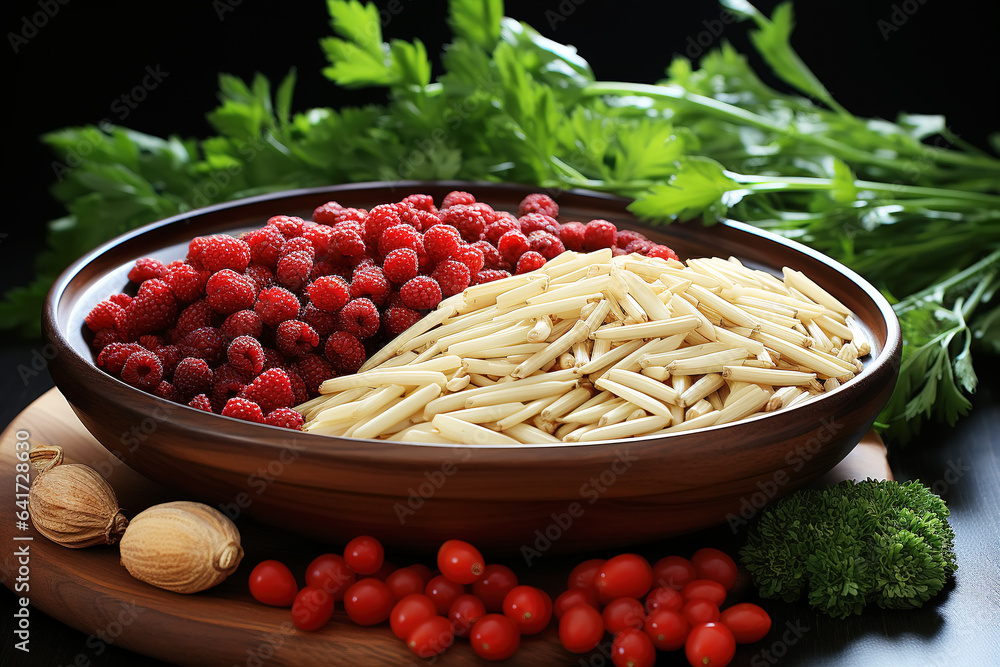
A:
[{"left": 43, "top": 181, "right": 901, "bottom": 554}]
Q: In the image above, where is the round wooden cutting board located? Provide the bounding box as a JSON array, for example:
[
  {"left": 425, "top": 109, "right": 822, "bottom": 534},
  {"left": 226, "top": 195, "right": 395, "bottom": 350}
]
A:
[{"left": 0, "top": 389, "right": 891, "bottom": 666}]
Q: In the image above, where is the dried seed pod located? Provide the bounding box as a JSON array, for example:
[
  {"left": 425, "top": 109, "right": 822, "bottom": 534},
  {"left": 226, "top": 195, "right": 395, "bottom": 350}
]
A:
[
  {"left": 119, "top": 501, "right": 243, "bottom": 594},
  {"left": 27, "top": 444, "right": 128, "bottom": 548}
]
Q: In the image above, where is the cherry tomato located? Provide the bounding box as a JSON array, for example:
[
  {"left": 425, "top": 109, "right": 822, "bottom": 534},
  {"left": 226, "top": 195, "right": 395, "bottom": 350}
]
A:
[
  {"left": 683, "top": 597, "right": 721, "bottom": 626},
  {"left": 720, "top": 602, "right": 771, "bottom": 643},
  {"left": 407, "top": 616, "right": 455, "bottom": 658},
  {"left": 602, "top": 597, "right": 646, "bottom": 633},
  {"left": 437, "top": 539, "right": 486, "bottom": 585},
  {"left": 502, "top": 585, "right": 552, "bottom": 636},
  {"left": 390, "top": 593, "right": 438, "bottom": 640},
  {"left": 567, "top": 558, "right": 605, "bottom": 590},
  {"left": 595, "top": 554, "right": 653, "bottom": 602},
  {"left": 691, "top": 548, "right": 738, "bottom": 591},
  {"left": 554, "top": 587, "right": 600, "bottom": 620},
  {"left": 248, "top": 560, "right": 298, "bottom": 607},
  {"left": 386, "top": 566, "right": 427, "bottom": 599},
  {"left": 470, "top": 613, "right": 521, "bottom": 661},
  {"left": 472, "top": 564, "right": 519, "bottom": 612},
  {"left": 343, "top": 577, "right": 395, "bottom": 625},
  {"left": 652, "top": 555, "right": 697, "bottom": 590},
  {"left": 407, "top": 563, "right": 433, "bottom": 584},
  {"left": 685, "top": 622, "right": 736, "bottom": 667},
  {"left": 425, "top": 574, "right": 466, "bottom": 615},
  {"left": 343, "top": 535, "right": 385, "bottom": 575},
  {"left": 449, "top": 593, "right": 487, "bottom": 638},
  {"left": 645, "top": 586, "right": 683, "bottom": 613},
  {"left": 612, "top": 628, "right": 656, "bottom": 667},
  {"left": 291, "top": 585, "right": 334, "bottom": 631},
  {"left": 305, "top": 554, "right": 356, "bottom": 601},
  {"left": 644, "top": 608, "right": 689, "bottom": 651},
  {"left": 681, "top": 579, "right": 727, "bottom": 606},
  {"left": 559, "top": 604, "right": 605, "bottom": 654}
]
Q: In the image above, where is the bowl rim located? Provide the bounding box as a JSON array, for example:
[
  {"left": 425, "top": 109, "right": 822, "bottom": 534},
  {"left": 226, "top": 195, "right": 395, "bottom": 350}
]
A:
[{"left": 44, "top": 180, "right": 901, "bottom": 451}]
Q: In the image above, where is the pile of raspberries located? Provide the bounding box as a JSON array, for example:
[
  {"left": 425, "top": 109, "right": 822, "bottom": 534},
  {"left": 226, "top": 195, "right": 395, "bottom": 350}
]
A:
[{"left": 85, "top": 191, "right": 678, "bottom": 430}]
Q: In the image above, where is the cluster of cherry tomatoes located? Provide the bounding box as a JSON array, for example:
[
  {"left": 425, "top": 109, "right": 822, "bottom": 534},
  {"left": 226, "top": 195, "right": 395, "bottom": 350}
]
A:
[{"left": 247, "top": 536, "right": 770, "bottom": 665}]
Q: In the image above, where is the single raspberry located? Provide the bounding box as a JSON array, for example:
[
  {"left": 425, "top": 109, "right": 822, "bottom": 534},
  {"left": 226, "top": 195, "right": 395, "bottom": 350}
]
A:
[
  {"left": 244, "top": 226, "right": 286, "bottom": 268},
  {"left": 309, "top": 259, "right": 335, "bottom": 282},
  {"left": 378, "top": 224, "right": 424, "bottom": 257},
  {"left": 583, "top": 219, "right": 617, "bottom": 251},
  {"left": 331, "top": 226, "right": 367, "bottom": 263},
  {"left": 239, "top": 368, "right": 294, "bottom": 413},
  {"left": 280, "top": 236, "right": 316, "bottom": 261},
  {"left": 473, "top": 269, "right": 512, "bottom": 285},
  {"left": 221, "top": 397, "right": 265, "bottom": 423},
  {"left": 313, "top": 200, "right": 344, "bottom": 225},
  {"left": 382, "top": 305, "right": 422, "bottom": 336},
  {"left": 206, "top": 269, "right": 257, "bottom": 315},
  {"left": 337, "top": 298, "right": 381, "bottom": 339},
  {"left": 188, "top": 394, "right": 213, "bottom": 412},
  {"left": 265, "top": 408, "right": 305, "bottom": 430},
  {"left": 221, "top": 310, "right": 263, "bottom": 342},
  {"left": 497, "top": 230, "right": 531, "bottom": 264},
  {"left": 109, "top": 293, "right": 132, "bottom": 309},
  {"left": 275, "top": 320, "right": 320, "bottom": 358},
  {"left": 559, "top": 221, "right": 587, "bottom": 252},
  {"left": 365, "top": 203, "right": 406, "bottom": 245},
  {"left": 399, "top": 277, "right": 442, "bottom": 311},
  {"left": 482, "top": 217, "right": 520, "bottom": 245},
  {"left": 646, "top": 244, "right": 680, "bottom": 262},
  {"left": 244, "top": 264, "right": 276, "bottom": 292},
  {"left": 403, "top": 208, "right": 442, "bottom": 232},
  {"left": 166, "top": 263, "right": 209, "bottom": 303},
  {"left": 170, "top": 299, "right": 215, "bottom": 342},
  {"left": 85, "top": 300, "right": 125, "bottom": 333},
  {"left": 518, "top": 213, "right": 561, "bottom": 236},
  {"left": 137, "top": 334, "right": 163, "bottom": 350},
  {"left": 472, "top": 241, "right": 504, "bottom": 269},
  {"left": 294, "top": 354, "right": 335, "bottom": 394},
  {"left": 615, "top": 229, "right": 648, "bottom": 249},
  {"left": 153, "top": 344, "right": 182, "bottom": 377},
  {"left": 422, "top": 224, "right": 462, "bottom": 264},
  {"left": 333, "top": 208, "right": 368, "bottom": 225},
  {"left": 382, "top": 248, "right": 420, "bottom": 285},
  {"left": 286, "top": 368, "right": 311, "bottom": 404},
  {"left": 227, "top": 335, "right": 266, "bottom": 376},
  {"left": 468, "top": 202, "right": 499, "bottom": 225},
  {"left": 90, "top": 328, "right": 120, "bottom": 351},
  {"left": 440, "top": 204, "right": 487, "bottom": 242},
  {"left": 128, "top": 258, "right": 168, "bottom": 284},
  {"left": 97, "top": 342, "right": 146, "bottom": 374},
  {"left": 324, "top": 331, "right": 366, "bottom": 373},
  {"left": 528, "top": 230, "right": 566, "bottom": 260},
  {"left": 267, "top": 215, "right": 307, "bottom": 238},
  {"left": 179, "top": 327, "right": 225, "bottom": 365},
  {"left": 300, "top": 303, "right": 338, "bottom": 336},
  {"left": 303, "top": 224, "right": 335, "bottom": 259},
  {"left": 173, "top": 357, "right": 214, "bottom": 397},
  {"left": 350, "top": 266, "right": 392, "bottom": 306},
  {"left": 210, "top": 363, "right": 250, "bottom": 412},
  {"left": 306, "top": 275, "right": 350, "bottom": 312},
  {"left": 123, "top": 279, "right": 178, "bottom": 337},
  {"left": 417, "top": 248, "right": 435, "bottom": 275},
  {"left": 401, "top": 194, "right": 437, "bottom": 213},
  {"left": 621, "top": 239, "right": 652, "bottom": 255},
  {"left": 384, "top": 290, "right": 403, "bottom": 309},
  {"left": 450, "top": 244, "right": 486, "bottom": 275},
  {"left": 518, "top": 193, "right": 560, "bottom": 218},
  {"left": 516, "top": 251, "right": 547, "bottom": 274},
  {"left": 153, "top": 381, "right": 181, "bottom": 403},
  {"left": 441, "top": 191, "right": 476, "bottom": 208},
  {"left": 612, "top": 246, "right": 628, "bottom": 257},
  {"left": 430, "top": 260, "right": 471, "bottom": 297},
  {"left": 276, "top": 250, "right": 313, "bottom": 291},
  {"left": 261, "top": 347, "right": 286, "bottom": 371},
  {"left": 255, "top": 287, "right": 301, "bottom": 327},
  {"left": 120, "top": 350, "right": 163, "bottom": 390},
  {"left": 197, "top": 235, "right": 252, "bottom": 273},
  {"left": 186, "top": 236, "right": 212, "bottom": 269}
]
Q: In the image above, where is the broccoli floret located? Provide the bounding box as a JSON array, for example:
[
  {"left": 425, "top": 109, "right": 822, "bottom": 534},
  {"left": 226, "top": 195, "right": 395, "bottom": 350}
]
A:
[{"left": 740, "top": 479, "right": 957, "bottom": 618}]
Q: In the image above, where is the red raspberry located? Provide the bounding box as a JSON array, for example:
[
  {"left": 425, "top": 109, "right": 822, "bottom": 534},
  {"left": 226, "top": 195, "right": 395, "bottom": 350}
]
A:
[
  {"left": 153, "top": 381, "right": 181, "bottom": 403},
  {"left": 173, "top": 357, "right": 214, "bottom": 397},
  {"left": 313, "top": 201, "right": 344, "bottom": 225},
  {"left": 120, "top": 350, "right": 163, "bottom": 390},
  {"left": 401, "top": 194, "right": 437, "bottom": 213},
  {"left": 518, "top": 193, "right": 559, "bottom": 218},
  {"left": 333, "top": 208, "right": 368, "bottom": 225},
  {"left": 528, "top": 231, "right": 566, "bottom": 260},
  {"left": 497, "top": 230, "right": 531, "bottom": 264},
  {"left": 583, "top": 219, "right": 617, "bottom": 251},
  {"left": 422, "top": 224, "right": 462, "bottom": 264},
  {"left": 404, "top": 208, "right": 442, "bottom": 232},
  {"left": 337, "top": 298, "right": 381, "bottom": 339},
  {"left": 331, "top": 226, "right": 366, "bottom": 263},
  {"left": 399, "top": 276, "right": 442, "bottom": 311},
  {"left": 378, "top": 224, "right": 424, "bottom": 257},
  {"left": 518, "top": 213, "right": 561, "bottom": 236},
  {"left": 615, "top": 229, "right": 648, "bottom": 249},
  {"left": 169, "top": 299, "right": 215, "bottom": 342},
  {"left": 109, "top": 293, "right": 132, "bottom": 309},
  {"left": 137, "top": 334, "right": 163, "bottom": 350},
  {"left": 206, "top": 269, "right": 257, "bottom": 315},
  {"left": 221, "top": 310, "right": 263, "bottom": 342},
  {"left": 473, "top": 269, "right": 512, "bottom": 284},
  {"left": 309, "top": 259, "right": 335, "bottom": 282},
  {"left": 624, "top": 239, "right": 655, "bottom": 255},
  {"left": 240, "top": 368, "right": 294, "bottom": 413},
  {"left": 294, "top": 354, "right": 335, "bottom": 394},
  {"left": 382, "top": 248, "right": 419, "bottom": 285},
  {"left": 559, "top": 221, "right": 587, "bottom": 251},
  {"left": 383, "top": 305, "right": 422, "bottom": 336},
  {"left": 472, "top": 241, "right": 504, "bottom": 269},
  {"left": 188, "top": 394, "right": 213, "bottom": 412},
  {"left": 90, "top": 328, "right": 120, "bottom": 351},
  {"left": 97, "top": 342, "right": 146, "bottom": 374},
  {"left": 350, "top": 266, "right": 391, "bottom": 306},
  {"left": 450, "top": 244, "right": 486, "bottom": 275},
  {"left": 210, "top": 364, "right": 249, "bottom": 412},
  {"left": 267, "top": 215, "right": 307, "bottom": 238},
  {"left": 440, "top": 205, "right": 487, "bottom": 242},
  {"left": 300, "top": 303, "right": 338, "bottom": 336},
  {"left": 85, "top": 300, "right": 125, "bottom": 333},
  {"left": 128, "top": 258, "right": 168, "bottom": 284},
  {"left": 516, "top": 251, "right": 547, "bottom": 274},
  {"left": 166, "top": 263, "right": 209, "bottom": 303},
  {"left": 265, "top": 408, "right": 305, "bottom": 430},
  {"left": 123, "top": 279, "right": 178, "bottom": 337},
  {"left": 228, "top": 335, "right": 265, "bottom": 376},
  {"left": 243, "top": 226, "right": 286, "bottom": 268},
  {"left": 244, "top": 264, "right": 275, "bottom": 292},
  {"left": 196, "top": 235, "right": 252, "bottom": 273},
  {"left": 286, "top": 368, "right": 311, "bottom": 404},
  {"left": 179, "top": 327, "right": 225, "bottom": 365},
  {"left": 324, "top": 331, "right": 366, "bottom": 373},
  {"left": 153, "top": 344, "right": 181, "bottom": 377},
  {"left": 275, "top": 320, "right": 320, "bottom": 358},
  {"left": 469, "top": 202, "right": 499, "bottom": 225},
  {"left": 646, "top": 244, "right": 680, "bottom": 262},
  {"left": 280, "top": 237, "right": 316, "bottom": 262},
  {"left": 441, "top": 191, "right": 476, "bottom": 208},
  {"left": 365, "top": 203, "right": 406, "bottom": 245},
  {"left": 482, "top": 217, "right": 520, "bottom": 245},
  {"left": 306, "top": 275, "right": 350, "bottom": 312},
  {"left": 431, "top": 260, "right": 471, "bottom": 297},
  {"left": 303, "top": 224, "right": 336, "bottom": 259},
  {"left": 255, "top": 287, "right": 301, "bottom": 327},
  {"left": 276, "top": 250, "right": 313, "bottom": 291},
  {"left": 221, "top": 397, "right": 265, "bottom": 423},
  {"left": 261, "top": 347, "right": 286, "bottom": 371},
  {"left": 417, "top": 248, "right": 435, "bottom": 275}
]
